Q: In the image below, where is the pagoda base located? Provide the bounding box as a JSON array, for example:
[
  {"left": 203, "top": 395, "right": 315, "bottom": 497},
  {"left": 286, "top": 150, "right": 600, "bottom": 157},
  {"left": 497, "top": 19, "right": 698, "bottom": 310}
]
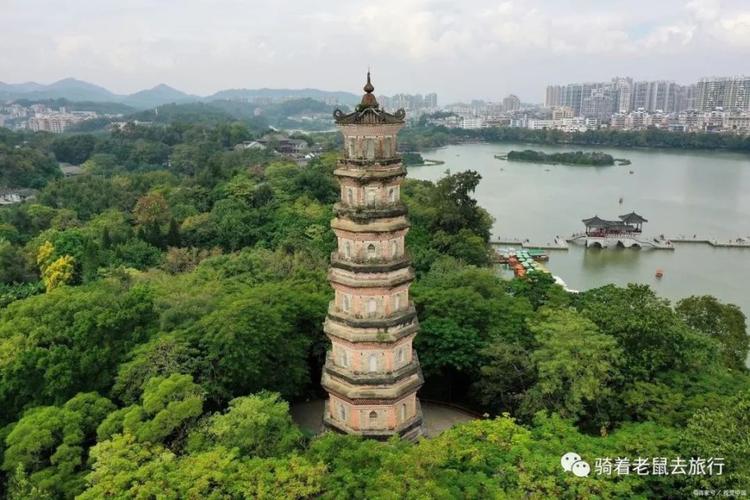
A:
[{"left": 323, "top": 399, "right": 424, "bottom": 441}]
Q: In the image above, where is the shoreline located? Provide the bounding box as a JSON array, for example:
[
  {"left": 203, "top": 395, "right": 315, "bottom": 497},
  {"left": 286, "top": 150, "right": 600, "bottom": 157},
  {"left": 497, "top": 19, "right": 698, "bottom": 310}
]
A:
[{"left": 409, "top": 138, "right": 750, "bottom": 156}]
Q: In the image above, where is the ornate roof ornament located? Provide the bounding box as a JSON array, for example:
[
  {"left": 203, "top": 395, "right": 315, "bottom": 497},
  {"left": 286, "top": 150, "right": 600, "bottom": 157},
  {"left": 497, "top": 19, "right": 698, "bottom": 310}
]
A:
[{"left": 333, "top": 72, "right": 406, "bottom": 125}]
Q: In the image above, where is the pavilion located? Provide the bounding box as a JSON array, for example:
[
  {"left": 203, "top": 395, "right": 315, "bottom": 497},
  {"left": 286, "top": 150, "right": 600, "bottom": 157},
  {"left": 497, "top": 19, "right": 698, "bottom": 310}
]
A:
[{"left": 582, "top": 212, "right": 648, "bottom": 236}]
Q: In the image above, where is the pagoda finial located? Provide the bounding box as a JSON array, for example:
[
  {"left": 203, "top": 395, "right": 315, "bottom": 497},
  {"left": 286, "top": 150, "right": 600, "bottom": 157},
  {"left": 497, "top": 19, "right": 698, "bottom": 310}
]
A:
[
  {"left": 359, "top": 70, "right": 378, "bottom": 108},
  {"left": 364, "top": 70, "right": 374, "bottom": 93}
]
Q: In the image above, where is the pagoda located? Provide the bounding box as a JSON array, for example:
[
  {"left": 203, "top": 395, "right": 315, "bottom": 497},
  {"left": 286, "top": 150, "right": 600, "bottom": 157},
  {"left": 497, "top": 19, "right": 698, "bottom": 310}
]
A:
[{"left": 321, "top": 73, "right": 424, "bottom": 440}]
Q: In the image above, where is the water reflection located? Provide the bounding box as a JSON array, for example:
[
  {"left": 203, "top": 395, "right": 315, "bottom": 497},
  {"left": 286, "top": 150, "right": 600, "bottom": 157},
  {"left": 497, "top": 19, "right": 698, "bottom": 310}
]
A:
[{"left": 581, "top": 246, "right": 642, "bottom": 273}]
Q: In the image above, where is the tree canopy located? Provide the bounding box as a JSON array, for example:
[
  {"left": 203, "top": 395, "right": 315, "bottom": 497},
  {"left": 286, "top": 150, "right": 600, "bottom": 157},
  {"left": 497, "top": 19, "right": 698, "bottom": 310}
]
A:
[{"left": 0, "top": 117, "right": 747, "bottom": 499}]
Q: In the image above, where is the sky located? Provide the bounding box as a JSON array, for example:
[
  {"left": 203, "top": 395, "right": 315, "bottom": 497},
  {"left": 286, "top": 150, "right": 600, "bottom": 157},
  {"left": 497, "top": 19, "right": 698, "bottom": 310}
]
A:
[{"left": 1, "top": 0, "right": 749, "bottom": 103}]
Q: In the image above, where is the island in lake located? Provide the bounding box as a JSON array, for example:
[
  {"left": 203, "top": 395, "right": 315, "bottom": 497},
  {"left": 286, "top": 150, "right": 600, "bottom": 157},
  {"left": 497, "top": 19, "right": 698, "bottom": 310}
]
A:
[
  {"left": 402, "top": 151, "right": 445, "bottom": 166},
  {"left": 496, "top": 150, "right": 630, "bottom": 166}
]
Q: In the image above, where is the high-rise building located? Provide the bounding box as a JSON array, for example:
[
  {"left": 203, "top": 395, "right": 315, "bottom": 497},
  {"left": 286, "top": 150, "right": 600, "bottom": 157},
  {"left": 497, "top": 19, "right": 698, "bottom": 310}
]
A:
[
  {"left": 631, "top": 81, "right": 683, "bottom": 112},
  {"left": 424, "top": 93, "right": 438, "bottom": 108},
  {"left": 502, "top": 94, "right": 521, "bottom": 112},
  {"left": 547, "top": 77, "right": 698, "bottom": 117},
  {"left": 321, "top": 73, "right": 424, "bottom": 441},
  {"left": 613, "top": 77, "right": 634, "bottom": 113},
  {"left": 696, "top": 76, "right": 750, "bottom": 111},
  {"left": 545, "top": 85, "right": 562, "bottom": 108}
]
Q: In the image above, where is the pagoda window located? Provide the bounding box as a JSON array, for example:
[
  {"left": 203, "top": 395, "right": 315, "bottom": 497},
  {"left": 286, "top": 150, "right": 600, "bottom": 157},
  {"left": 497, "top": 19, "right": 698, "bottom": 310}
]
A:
[
  {"left": 344, "top": 241, "right": 351, "bottom": 258},
  {"left": 384, "top": 137, "right": 392, "bottom": 157},
  {"left": 369, "top": 410, "right": 378, "bottom": 420},
  {"left": 367, "top": 298, "right": 377, "bottom": 315},
  {"left": 397, "top": 347, "right": 405, "bottom": 363},
  {"left": 390, "top": 240, "right": 398, "bottom": 257},
  {"left": 347, "top": 188, "right": 353, "bottom": 205},
  {"left": 394, "top": 293, "right": 401, "bottom": 311},
  {"left": 342, "top": 294, "right": 350, "bottom": 312},
  {"left": 348, "top": 138, "right": 355, "bottom": 158},
  {"left": 338, "top": 402, "right": 346, "bottom": 421},
  {"left": 366, "top": 188, "right": 377, "bottom": 207},
  {"left": 388, "top": 188, "right": 395, "bottom": 203},
  {"left": 400, "top": 403, "right": 407, "bottom": 421},
  {"left": 368, "top": 354, "right": 378, "bottom": 372},
  {"left": 367, "top": 244, "right": 377, "bottom": 259},
  {"left": 365, "top": 139, "right": 375, "bottom": 159},
  {"left": 339, "top": 349, "right": 349, "bottom": 367}
]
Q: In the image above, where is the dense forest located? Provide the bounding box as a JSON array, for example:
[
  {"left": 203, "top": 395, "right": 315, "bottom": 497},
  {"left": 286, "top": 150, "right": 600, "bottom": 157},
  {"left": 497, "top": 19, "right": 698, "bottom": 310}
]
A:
[
  {"left": 399, "top": 124, "right": 750, "bottom": 152},
  {"left": 0, "top": 118, "right": 748, "bottom": 498}
]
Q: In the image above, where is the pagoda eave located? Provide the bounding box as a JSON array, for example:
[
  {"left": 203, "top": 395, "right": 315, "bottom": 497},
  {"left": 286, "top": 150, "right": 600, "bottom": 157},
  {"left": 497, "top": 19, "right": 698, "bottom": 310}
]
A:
[
  {"left": 333, "top": 166, "right": 406, "bottom": 182},
  {"left": 331, "top": 217, "right": 410, "bottom": 234},
  {"left": 321, "top": 370, "right": 424, "bottom": 402},
  {"left": 327, "top": 268, "right": 415, "bottom": 289}
]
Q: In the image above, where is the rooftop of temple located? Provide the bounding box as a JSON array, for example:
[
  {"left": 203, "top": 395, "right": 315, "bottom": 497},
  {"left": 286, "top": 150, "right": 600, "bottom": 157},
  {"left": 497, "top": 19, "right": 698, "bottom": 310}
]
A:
[{"left": 333, "top": 72, "right": 406, "bottom": 125}]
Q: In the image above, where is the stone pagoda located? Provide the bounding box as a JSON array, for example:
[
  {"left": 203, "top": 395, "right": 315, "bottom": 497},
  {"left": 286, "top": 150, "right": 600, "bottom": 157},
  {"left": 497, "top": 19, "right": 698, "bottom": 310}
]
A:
[{"left": 321, "top": 72, "right": 424, "bottom": 440}]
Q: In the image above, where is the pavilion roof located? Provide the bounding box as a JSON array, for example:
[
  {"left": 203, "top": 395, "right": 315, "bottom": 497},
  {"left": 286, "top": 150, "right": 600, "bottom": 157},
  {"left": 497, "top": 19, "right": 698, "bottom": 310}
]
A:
[
  {"left": 619, "top": 212, "right": 648, "bottom": 224},
  {"left": 582, "top": 215, "right": 616, "bottom": 227}
]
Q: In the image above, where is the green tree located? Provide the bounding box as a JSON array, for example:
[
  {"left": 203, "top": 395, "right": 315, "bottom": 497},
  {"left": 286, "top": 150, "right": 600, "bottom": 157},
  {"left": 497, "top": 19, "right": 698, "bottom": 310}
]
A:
[
  {"left": 81, "top": 434, "right": 325, "bottom": 499},
  {"left": 413, "top": 259, "right": 532, "bottom": 379},
  {"left": 0, "top": 281, "right": 155, "bottom": 424},
  {"left": 683, "top": 390, "right": 750, "bottom": 490},
  {"left": 0, "top": 241, "right": 34, "bottom": 284},
  {"left": 523, "top": 308, "right": 623, "bottom": 421},
  {"left": 575, "top": 284, "right": 718, "bottom": 381},
  {"left": 97, "top": 374, "right": 204, "bottom": 445},
  {"left": 51, "top": 134, "right": 97, "bottom": 164},
  {"left": 1, "top": 393, "right": 114, "bottom": 498},
  {"left": 113, "top": 334, "right": 200, "bottom": 405},
  {"left": 133, "top": 192, "right": 171, "bottom": 227},
  {"left": 676, "top": 295, "right": 749, "bottom": 371},
  {"left": 475, "top": 339, "right": 536, "bottom": 414},
  {"left": 186, "top": 392, "right": 303, "bottom": 458},
  {"left": 184, "top": 282, "right": 327, "bottom": 402}
]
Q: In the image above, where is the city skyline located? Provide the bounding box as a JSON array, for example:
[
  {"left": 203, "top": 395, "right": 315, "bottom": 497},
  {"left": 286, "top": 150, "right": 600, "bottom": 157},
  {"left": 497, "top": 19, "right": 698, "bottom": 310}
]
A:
[{"left": 2, "top": 0, "right": 750, "bottom": 102}]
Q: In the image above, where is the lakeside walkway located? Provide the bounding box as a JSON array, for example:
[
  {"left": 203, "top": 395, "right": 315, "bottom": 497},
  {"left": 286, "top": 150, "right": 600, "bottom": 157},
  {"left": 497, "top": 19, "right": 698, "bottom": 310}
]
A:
[
  {"left": 493, "top": 235, "right": 750, "bottom": 250},
  {"left": 491, "top": 237, "right": 569, "bottom": 250},
  {"left": 669, "top": 235, "right": 750, "bottom": 248}
]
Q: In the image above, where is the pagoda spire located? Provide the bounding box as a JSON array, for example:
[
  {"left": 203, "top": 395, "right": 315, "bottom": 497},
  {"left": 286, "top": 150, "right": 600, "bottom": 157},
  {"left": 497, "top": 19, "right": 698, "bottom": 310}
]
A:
[{"left": 360, "top": 71, "right": 379, "bottom": 108}]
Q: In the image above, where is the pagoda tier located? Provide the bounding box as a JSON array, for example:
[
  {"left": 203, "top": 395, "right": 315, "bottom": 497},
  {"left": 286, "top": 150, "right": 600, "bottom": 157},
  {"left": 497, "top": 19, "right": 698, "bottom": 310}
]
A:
[{"left": 321, "top": 73, "right": 424, "bottom": 440}]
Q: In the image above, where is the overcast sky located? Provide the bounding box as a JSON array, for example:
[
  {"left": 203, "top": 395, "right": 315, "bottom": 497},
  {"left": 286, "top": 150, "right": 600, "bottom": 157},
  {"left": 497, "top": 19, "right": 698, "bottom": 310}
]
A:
[{"left": 1, "top": 0, "right": 749, "bottom": 102}]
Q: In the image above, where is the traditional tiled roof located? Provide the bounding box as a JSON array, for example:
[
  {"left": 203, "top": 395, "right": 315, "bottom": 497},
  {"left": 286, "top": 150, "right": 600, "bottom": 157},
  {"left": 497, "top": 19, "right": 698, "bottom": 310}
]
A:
[
  {"left": 582, "top": 215, "right": 612, "bottom": 227},
  {"left": 619, "top": 211, "right": 648, "bottom": 224},
  {"left": 333, "top": 72, "right": 405, "bottom": 125}
]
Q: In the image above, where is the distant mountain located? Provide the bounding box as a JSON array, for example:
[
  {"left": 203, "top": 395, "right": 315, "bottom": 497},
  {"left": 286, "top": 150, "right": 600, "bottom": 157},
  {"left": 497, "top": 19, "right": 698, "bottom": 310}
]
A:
[
  {"left": 0, "top": 78, "right": 360, "bottom": 109},
  {"left": 13, "top": 78, "right": 117, "bottom": 102},
  {"left": 0, "top": 81, "right": 46, "bottom": 93},
  {"left": 206, "top": 88, "right": 359, "bottom": 106},
  {"left": 121, "top": 84, "right": 198, "bottom": 109}
]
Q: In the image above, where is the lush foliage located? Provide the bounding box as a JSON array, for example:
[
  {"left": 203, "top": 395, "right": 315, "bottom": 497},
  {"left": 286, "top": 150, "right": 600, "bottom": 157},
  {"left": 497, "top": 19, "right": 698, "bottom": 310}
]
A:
[{"left": 0, "top": 118, "right": 747, "bottom": 498}]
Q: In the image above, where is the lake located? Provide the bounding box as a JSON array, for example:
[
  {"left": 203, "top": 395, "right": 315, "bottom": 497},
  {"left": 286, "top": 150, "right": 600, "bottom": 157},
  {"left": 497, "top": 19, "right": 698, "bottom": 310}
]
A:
[{"left": 407, "top": 143, "right": 750, "bottom": 317}]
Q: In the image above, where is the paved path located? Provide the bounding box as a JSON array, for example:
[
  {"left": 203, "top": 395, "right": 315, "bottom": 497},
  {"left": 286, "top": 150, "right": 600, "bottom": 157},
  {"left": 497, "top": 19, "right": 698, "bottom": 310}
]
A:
[{"left": 291, "top": 399, "right": 477, "bottom": 438}]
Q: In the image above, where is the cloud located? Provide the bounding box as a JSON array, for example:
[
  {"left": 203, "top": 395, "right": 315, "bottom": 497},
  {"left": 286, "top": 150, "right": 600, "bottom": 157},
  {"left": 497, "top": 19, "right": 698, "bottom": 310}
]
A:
[{"left": 0, "top": 0, "right": 748, "bottom": 101}]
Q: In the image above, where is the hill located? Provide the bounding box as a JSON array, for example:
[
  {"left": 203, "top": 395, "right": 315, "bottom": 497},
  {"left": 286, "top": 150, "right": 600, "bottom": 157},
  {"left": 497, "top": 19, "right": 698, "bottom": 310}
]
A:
[
  {"left": 121, "top": 84, "right": 198, "bottom": 109},
  {"left": 8, "top": 78, "right": 117, "bottom": 102},
  {"left": 205, "top": 87, "right": 359, "bottom": 106},
  {"left": 1, "top": 78, "right": 359, "bottom": 110}
]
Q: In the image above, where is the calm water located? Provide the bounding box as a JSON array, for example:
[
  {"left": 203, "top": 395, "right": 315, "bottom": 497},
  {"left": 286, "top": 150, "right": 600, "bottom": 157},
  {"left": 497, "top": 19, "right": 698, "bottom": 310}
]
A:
[{"left": 408, "top": 143, "right": 750, "bottom": 316}]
